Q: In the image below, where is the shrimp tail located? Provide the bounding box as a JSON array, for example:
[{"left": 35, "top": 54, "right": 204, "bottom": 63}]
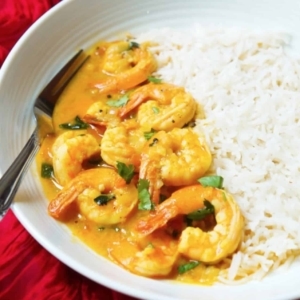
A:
[
  {"left": 136, "top": 199, "right": 178, "bottom": 235},
  {"left": 93, "top": 77, "right": 118, "bottom": 94},
  {"left": 139, "top": 154, "right": 162, "bottom": 205},
  {"left": 48, "top": 185, "right": 80, "bottom": 219},
  {"left": 119, "top": 93, "right": 145, "bottom": 117}
]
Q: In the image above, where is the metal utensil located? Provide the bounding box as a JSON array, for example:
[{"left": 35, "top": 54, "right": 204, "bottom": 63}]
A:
[{"left": 0, "top": 50, "right": 89, "bottom": 219}]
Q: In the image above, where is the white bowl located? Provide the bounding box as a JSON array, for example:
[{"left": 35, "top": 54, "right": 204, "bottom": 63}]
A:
[{"left": 1, "top": 0, "right": 300, "bottom": 299}]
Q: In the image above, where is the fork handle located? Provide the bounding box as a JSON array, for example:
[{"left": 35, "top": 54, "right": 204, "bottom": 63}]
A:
[{"left": 0, "top": 127, "right": 39, "bottom": 220}]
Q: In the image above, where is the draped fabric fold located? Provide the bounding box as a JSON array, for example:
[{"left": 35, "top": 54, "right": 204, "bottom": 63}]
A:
[{"left": 0, "top": 1, "right": 136, "bottom": 299}]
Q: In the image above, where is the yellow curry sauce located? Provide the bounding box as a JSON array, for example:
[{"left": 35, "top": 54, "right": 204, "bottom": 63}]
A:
[{"left": 36, "top": 40, "right": 234, "bottom": 285}]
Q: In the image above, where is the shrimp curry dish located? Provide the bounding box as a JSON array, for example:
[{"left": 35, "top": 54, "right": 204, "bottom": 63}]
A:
[{"left": 37, "top": 39, "right": 244, "bottom": 284}]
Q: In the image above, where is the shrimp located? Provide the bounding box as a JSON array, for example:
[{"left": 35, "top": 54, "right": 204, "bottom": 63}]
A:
[
  {"left": 48, "top": 168, "right": 138, "bottom": 224},
  {"left": 110, "top": 233, "right": 179, "bottom": 277},
  {"left": 119, "top": 83, "right": 197, "bottom": 131},
  {"left": 93, "top": 41, "right": 157, "bottom": 93},
  {"left": 136, "top": 185, "right": 244, "bottom": 264},
  {"left": 100, "top": 119, "right": 147, "bottom": 170},
  {"left": 82, "top": 101, "right": 121, "bottom": 127},
  {"left": 140, "top": 127, "right": 212, "bottom": 203},
  {"left": 52, "top": 131, "right": 100, "bottom": 186}
]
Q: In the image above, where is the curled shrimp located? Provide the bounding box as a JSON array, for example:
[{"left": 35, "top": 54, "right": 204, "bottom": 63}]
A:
[
  {"left": 82, "top": 101, "right": 121, "bottom": 127},
  {"left": 110, "top": 233, "right": 179, "bottom": 277},
  {"left": 140, "top": 127, "right": 212, "bottom": 203},
  {"left": 137, "top": 185, "right": 244, "bottom": 264},
  {"left": 119, "top": 83, "right": 197, "bottom": 131},
  {"left": 48, "top": 168, "right": 138, "bottom": 224},
  {"left": 52, "top": 131, "right": 100, "bottom": 186},
  {"left": 100, "top": 119, "right": 147, "bottom": 170},
  {"left": 93, "top": 41, "right": 157, "bottom": 93}
]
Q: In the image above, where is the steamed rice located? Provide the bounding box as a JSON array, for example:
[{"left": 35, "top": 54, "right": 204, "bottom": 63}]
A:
[{"left": 136, "top": 26, "right": 300, "bottom": 283}]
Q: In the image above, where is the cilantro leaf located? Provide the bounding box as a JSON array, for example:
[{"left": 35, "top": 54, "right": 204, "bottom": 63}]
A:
[
  {"left": 59, "top": 116, "right": 88, "bottom": 130},
  {"left": 137, "top": 179, "right": 154, "bottom": 210},
  {"left": 178, "top": 261, "right": 200, "bottom": 274},
  {"left": 41, "top": 163, "right": 53, "bottom": 178},
  {"left": 152, "top": 107, "right": 160, "bottom": 114},
  {"left": 148, "top": 76, "right": 162, "bottom": 84},
  {"left": 94, "top": 194, "right": 115, "bottom": 206},
  {"left": 186, "top": 200, "right": 215, "bottom": 221},
  {"left": 198, "top": 175, "right": 224, "bottom": 188},
  {"left": 128, "top": 41, "right": 140, "bottom": 50},
  {"left": 116, "top": 161, "right": 135, "bottom": 184},
  {"left": 106, "top": 94, "right": 129, "bottom": 107},
  {"left": 144, "top": 128, "right": 156, "bottom": 140}
]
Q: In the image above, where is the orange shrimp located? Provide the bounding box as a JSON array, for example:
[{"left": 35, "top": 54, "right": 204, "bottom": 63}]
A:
[
  {"left": 139, "top": 127, "right": 212, "bottom": 204},
  {"left": 92, "top": 41, "right": 157, "bottom": 93},
  {"left": 136, "top": 184, "right": 244, "bottom": 263},
  {"left": 48, "top": 168, "right": 138, "bottom": 224},
  {"left": 119, "top": 83, "right": 197, "bottom": 131}
]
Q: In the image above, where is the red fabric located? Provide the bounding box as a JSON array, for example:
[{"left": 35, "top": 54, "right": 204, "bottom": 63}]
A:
[
  {"left": 0, "top": 1, "right": 136, "bottom": 299},
  {"left": 0, "top": 211, "right": 136, "bottom": 300},
  {"left": 0, "top": 0, "right": 60, "bottom": 66}
]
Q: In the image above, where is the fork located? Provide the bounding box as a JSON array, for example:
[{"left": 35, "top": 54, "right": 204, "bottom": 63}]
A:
[{"left": 0, "top": 50, "right": 89, "bottom": 220}]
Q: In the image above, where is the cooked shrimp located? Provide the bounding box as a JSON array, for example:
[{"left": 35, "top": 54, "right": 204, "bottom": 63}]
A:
[
  {"left": 82, "top": 101, "right": 121, "bottom": 127},
  {"left": 52, "top": 131, "right": 100, "bottom": 186},
  {"left": 137, "top": 185, "right": 244, "bottom": 263},
  {"left": 93, "top": 41, "right": 157, "bottom": 93},
  {"left": 140, "top": 127, "right": 212, "bottom": 203},
  {"left": 119, "top": 83, "right": 197, "bottom": 131},
  {"left": 101, "top": 119, "right": 147, "bottom": 170},
  {"left": 110, "top": 234, "right": 179, "bottom": 277},
  {"left": 48, "top": 168, "right": 138, "bottom": 224}
]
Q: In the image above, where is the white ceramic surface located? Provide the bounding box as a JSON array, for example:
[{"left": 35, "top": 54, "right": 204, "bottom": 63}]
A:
[{"left": 1, "top": 0, "right": 300, "bottom": 299}]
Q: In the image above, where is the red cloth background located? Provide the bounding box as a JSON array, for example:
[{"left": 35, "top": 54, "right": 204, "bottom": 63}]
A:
[{"left": 0, "top": 1, "right": 137, "bottom": 299}]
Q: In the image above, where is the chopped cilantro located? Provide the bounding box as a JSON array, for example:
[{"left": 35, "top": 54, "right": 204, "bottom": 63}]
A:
[
  {"left": 186, "top": 200, "right": 215, "bottom": 221},
  {"left": 198, "top": 175, "right": 224, "bottom": 188},
  {"left": 94, "top": 194, "right": 115, "bottom": 206},
  {"left": 59, "top": 116, "right": 88, "bottom": 130},
  {"left": 152, "top": 107, "right": 160, "bottom": 114},
  {"left": 144, "top": 128, "right": 156, "bottom": 140},
  {"left": 116, "top": 161, "right": 135, "bottom": 184},
  {"left": 137, "top": 179, "right": 154, "bottom": 210},
  {"left": 128, "top": 41, "right": 140, "bottom": 50},
  {"left": 41, "top": 163, "right": 53, "bottom": 178},
  {"left": 178, "top": 261, "right": 200, "bottom": 274},
  {"left": 148, "top": 76, "right": 162, "bottom": 84},
  {"left": 106, "top": 94, "right": 129, "bottom": 107}
]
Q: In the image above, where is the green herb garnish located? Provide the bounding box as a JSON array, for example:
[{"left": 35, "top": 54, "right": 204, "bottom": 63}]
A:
[
  {"left": 116, "top": 161, "right": 135, "bottom": 184},
  {"left": 59, "top": 116, "right": 88, "bottom": 130},
  {"left": 148, "top": 76, "right": 162, "bottom": 84},
  {"left": 137, "top": 179, "right": 154, "bottom": 210},
  {"left": 178, "top": 261, "right": 200, "bottom": 274},
  {"left": 186, "top": 200, "right": 215, "bottom": 221},
  {"left": 94, "top": 194, "right": 116, "bottom": 206},
  {"left": 128, "top": 41, "right": 140, "bottom": 50},
  {"left": 152, "top": 107, "right": 160, "bottom": 114},
  {"left": 144, "top": 128, "right": 156, "bottom": 140},
  {"left": 41, "top": 163, "right": 53, "bottom": 178},
  {"left": 98, "top": 226, "right": 105, "bottom": 231},
  {"left": 106, "top": 94, "right": 129, "bottom": 107},
  {"left": 198, "top": 175, "right": 224, "bottom": 188}
]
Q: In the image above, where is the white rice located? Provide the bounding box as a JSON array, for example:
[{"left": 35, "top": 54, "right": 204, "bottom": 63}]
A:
[{"left": 136, "top": 26, "right": 300, "bottom": 283}]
